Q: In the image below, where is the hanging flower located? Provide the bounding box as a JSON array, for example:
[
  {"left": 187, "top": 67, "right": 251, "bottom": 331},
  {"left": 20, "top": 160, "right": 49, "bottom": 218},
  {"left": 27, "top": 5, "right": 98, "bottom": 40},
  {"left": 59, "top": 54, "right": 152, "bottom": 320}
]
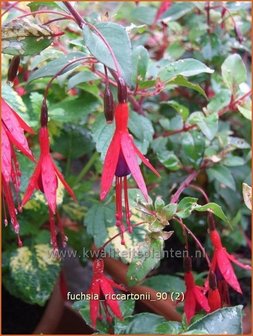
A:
[
  {"left": 1, "top": 98, "right": 34, "bottom": 243},
  {"left": 207, "top": 271, "right": 222, "bottom": 312},
  {"left": 184, "top": 271, "right": 210, "bottom": 323},
  {"left": 209, "top": 229, "right": 251, "bottom": 296},
  {"left": 21, "top": 126, "right": 76, "bottom": 250},
  {"left": 100, "top": 103, "right": 159, "bottom": 243},
  {"left": 88, "top": 259, "right": 124, "bottom": 328}
]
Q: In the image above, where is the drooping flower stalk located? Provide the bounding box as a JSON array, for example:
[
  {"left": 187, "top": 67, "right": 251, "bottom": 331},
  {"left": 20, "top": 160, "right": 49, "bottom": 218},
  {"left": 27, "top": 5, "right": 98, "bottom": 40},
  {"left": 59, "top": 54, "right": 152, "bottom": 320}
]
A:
[
  {"left": 100, "top": 102, "right": 160, "bottom": 244},
  {"left": 1, "top": 98, "right": 34, "bottom": 244},
  {"left": 88, "top": 259, "right": 124, "bottom": 328}
]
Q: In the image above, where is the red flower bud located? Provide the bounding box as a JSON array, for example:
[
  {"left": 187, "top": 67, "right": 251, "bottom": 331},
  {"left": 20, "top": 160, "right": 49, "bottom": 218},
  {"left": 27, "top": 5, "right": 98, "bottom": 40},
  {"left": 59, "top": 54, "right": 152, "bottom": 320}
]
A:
[
  {"left": 117, "top": 77, "right": 128, "bottom": 103},
  {"left": 104, "top": 85, "right": 114, "bottom": 124},
  {"left": 40, "top": 100, "right": 48, "bottom": 127},
  {"left": 7, "top": 55, "right": 20, "bottom": 82}
]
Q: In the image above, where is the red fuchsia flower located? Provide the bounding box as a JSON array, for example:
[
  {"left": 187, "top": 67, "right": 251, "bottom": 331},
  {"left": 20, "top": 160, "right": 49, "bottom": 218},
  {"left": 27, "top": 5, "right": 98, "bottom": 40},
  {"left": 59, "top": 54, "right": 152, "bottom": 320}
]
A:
[
  {"left": 184, "top": 271, "right": 210, "bottom": 323},
  {"left": 209, "top": 229, "right": 251, "bottom": 296},
  {"left": 1, "top": 98, "right": 34, "bottom": 243},
  {"left": 21, "top": 126, "right": 76, "bottom": 250},
  {"left": 207, "top": 271, "right": 222, "bottom": 312},
  {"left": 100, "top": 103, "right": 160, "bottom": 244},
  {"left": 88, "top": 259, "right": 124, "bottom": 328}
]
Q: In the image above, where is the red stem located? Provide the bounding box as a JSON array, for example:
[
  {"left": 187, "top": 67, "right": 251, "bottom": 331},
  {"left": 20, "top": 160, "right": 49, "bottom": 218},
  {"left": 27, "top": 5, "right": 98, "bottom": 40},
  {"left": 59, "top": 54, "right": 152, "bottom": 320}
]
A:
[
  {"left": 170, "top": 170, "right": 199, "bottom": 204},
  {"left": 174, "top": 217, "right": 211, "bottom": 267}
]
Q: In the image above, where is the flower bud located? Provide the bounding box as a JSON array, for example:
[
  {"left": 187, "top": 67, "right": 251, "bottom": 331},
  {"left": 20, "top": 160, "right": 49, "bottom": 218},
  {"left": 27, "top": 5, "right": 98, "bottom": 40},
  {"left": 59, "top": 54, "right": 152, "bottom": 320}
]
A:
[
  {"left": 117, "top": 77, "right": 128, "bottom": 103},
  {"left": 104, "top": 85, "right": 114, "bottom": 124},
  {"left": 7, "top": 55, "right": 20, "bottom": 82},
  {"left": 183, "top": 256, "right": 192, "bottom": 273},
  {"left": 40, "top": 100, "right": 48, "bottom": 127}
]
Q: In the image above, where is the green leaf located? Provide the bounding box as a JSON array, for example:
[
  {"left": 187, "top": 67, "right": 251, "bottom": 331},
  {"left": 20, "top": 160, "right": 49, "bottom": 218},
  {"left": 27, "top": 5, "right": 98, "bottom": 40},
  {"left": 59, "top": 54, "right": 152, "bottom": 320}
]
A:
[
  {"left": 83, "top": 22, "right": 133, "bottom": 86},
  {"left": 2, "top": 18, "right": 54, "bottom": 56},
  {"left": 223, "top": 156, "right": 246, "bottom": 167},
  {"left": 181, "top": 131, "right": 205, "bottom": 168},
  {"left": 237, "top": 98, "right": 252, "bottom": 120},
  {"left": 159, "top": 59, "right": 213, "bottom": 82},
  {"left": 91, "top": 113, "right": 115, "bottom": 160},
  {"left": 207, "top": 165, "right": 236, "bottom": 190},
  {"left": 119, "top": 299, "right": 135, "bottom": 318},
  {"left": 127, "top": 238, "right": 164, "bottom": 286},
  {"left": 195, "top": 203, "right": 228, "bottom": 223},
  {"left": 221, "top": 54, "right": 247, "bottom": 91},
  {"left": 164, "top": 100, "right": 189, "bottom": 121},
  {"left": 187, "top": 306, "right": 243, "bottom": 334},
  {"left": 176, "top": 197, "right": 229, "bottom": 223},
  {"left": 28, "top": 1, "right": 61, "bottom": 11},
  {"left": 3, "top": 244, "right": 60, "bottom": 306},
  {"left": 168, "top": 75, "right": 208, "bottom": 99},
  {"left": 162, "top": 2, "right": 195, "bottom": 21},
  {"left": 143, "top": 275, "right": 185, "bottom": 292},
  {"left": 68, "top": 70, "right": 99, "bottom": 89},
  {"left": 29, "top": 52, "right": 86, "bottom": 82},
  {"left": 206, "top": 90, "right": 231, "bottom": 114},
  {"left": 114, "top": 312, "right": 182, "bottom": 334},
  {"left": 177, "top": 197, "right": 198, "bottom": 218},
  {"left": 187, "top": 111, "right": 218, "bottom": 140},
  {"left": 85, "top": 204, "right": 115, "bottom": 248},
  {"left": 50, "top": 92, "right": 100, "bottom": 124},
  {"left": 52, "top": 126, "right": 93, "bottom": 159},
  {"left": 157, "top": 150, "right": 181, "bottom": 171},
  {"left": 132, "top": 45, "right": 149, "bottom": 82}
]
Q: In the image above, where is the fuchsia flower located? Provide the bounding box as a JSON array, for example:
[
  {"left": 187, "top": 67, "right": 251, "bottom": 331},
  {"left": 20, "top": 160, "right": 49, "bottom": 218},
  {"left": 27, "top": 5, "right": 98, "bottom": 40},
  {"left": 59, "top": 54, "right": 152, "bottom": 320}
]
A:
[
  {"left": 209, "top": 229, "right": 251, "bottom": 295},
  {"left": 21, "top": 126, "right": 76, "bottom": 250},
  {"left": 1, "top": 98, "right": 34, "bottom": 243},
  {"left": 100, "top": 103, "right": 159, "bottom": 243},
  {"left": 88, "top": 259, "right": 124, "bottom": 328},
  {"left": 184, "top": 271, "right": 210, "bottom": 323}
]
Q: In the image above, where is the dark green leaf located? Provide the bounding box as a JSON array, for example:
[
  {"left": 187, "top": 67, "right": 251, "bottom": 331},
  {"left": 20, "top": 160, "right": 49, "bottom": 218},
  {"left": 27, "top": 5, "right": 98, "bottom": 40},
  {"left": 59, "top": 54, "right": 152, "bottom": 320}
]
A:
[
  {"left": 159, "top": 59, "right": 213, "bottom": 82},
  {"left": 177, "top": 197, "right": 198, "bottom": 218},
  {"left": 207, "top": 165, "right": 236, "bottom": 190},
  {"left": 143, "top": 275, "right": 185, "bottom": 292},
  {"left": 221, "top": 54, "right": 247, "bottom": 91},
  {"left": 187, "top": 306, "right": 243, "bottom": 334},
  {"left": 164, "top": 100, "right": 189, "bottom": 121},
  {"left": 181, "top": 131, "right": 205, "bottom": 168},
  {"left": 127, "top": 238, "right": 164, "bottom": 286},
  {"left": 168, "top": 75, "right": 208, "bottom": 99},
  {"left": 187, "top": 111, "right": 218, "bottom": 140},
  {"left": 68, "top": 71, "right": 99, "bottom": 89},
  {"left": 114, "top": 312, "right": 181, "bottom": 334},
  {"left": 132, "top": 45, "right": 149, "bottom": 82},
  {"left": 83, "top": 22, "right": 133, "bottom": 86},
  {"left": 195, "top": 202, "right": 229, "bottom": 223},
  {"left": 29, "top": 52, "right": 86, "bottom": 82}
]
